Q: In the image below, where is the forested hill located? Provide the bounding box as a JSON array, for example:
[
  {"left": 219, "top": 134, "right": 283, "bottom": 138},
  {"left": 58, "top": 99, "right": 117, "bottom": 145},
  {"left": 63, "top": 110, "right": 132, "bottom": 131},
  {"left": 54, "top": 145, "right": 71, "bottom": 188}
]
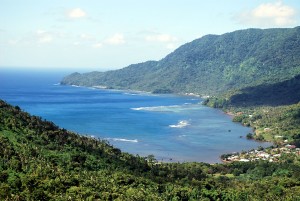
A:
[
  {"left": 1, "top": 100, "right": 300, "bottom": 200},
  {"left": 61, "top": 26, "right": 300, "bottom": 96}
]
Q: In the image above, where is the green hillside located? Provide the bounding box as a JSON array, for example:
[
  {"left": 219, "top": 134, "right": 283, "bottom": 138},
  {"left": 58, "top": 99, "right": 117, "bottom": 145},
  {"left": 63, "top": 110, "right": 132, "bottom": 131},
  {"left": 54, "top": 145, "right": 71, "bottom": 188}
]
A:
[
  {"left": 61, "top": 26, "right": 300, "bottom": 153},
  {"left": 61, "top": 26, "right": 300, "bottom": 96},
  {"left": 204, "top": 74, "right": 300, "bottom": 108},
  {"left": 1, "top": 100, "right": 300, "bottom": 200},
  {"left": 202, "top": 74, "right": 300, "bottom": 144},
  {"left": 21, "top": 26, "right": 300, "bottom": 200}
]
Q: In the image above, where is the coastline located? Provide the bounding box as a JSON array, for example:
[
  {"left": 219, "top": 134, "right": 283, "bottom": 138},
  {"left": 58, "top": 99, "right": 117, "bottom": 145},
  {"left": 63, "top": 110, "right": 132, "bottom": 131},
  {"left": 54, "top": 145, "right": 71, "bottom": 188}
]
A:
[
  {"left": 65, "top": 82, "right": 211, "bottom": 99},
  {"left": 62, "top": 83, "right": 273, "bottom": 163}
]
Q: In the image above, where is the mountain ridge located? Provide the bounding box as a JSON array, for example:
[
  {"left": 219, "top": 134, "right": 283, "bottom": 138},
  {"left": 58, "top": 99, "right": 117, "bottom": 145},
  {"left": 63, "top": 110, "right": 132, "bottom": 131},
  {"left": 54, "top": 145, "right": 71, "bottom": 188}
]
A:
[{"left": 61, "top": 26, "right": 300, "bottom": 97}]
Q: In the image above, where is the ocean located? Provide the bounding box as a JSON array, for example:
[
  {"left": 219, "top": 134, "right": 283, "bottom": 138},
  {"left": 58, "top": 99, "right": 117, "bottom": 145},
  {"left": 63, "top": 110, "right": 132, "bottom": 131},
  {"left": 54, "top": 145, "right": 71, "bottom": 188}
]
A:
[{"left": 0, "top": 69, "right": 271, "bottom": 163}]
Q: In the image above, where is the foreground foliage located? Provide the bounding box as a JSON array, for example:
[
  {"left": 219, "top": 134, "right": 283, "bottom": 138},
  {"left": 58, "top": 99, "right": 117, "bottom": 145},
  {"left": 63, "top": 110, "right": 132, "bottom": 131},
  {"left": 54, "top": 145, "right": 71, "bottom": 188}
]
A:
[{"left": 1, "top": 99, "right": 300, "bottom": 200}]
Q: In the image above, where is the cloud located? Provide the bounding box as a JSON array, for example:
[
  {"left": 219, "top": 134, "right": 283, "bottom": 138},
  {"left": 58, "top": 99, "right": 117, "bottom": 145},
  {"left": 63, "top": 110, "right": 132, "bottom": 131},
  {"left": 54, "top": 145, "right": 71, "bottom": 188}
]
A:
[
  {"left": 166, "top": 43, "right": 177, "bottom": 50},
  {"left": 144, "top": 32, "right": 179, "bottom": 50},
  {"left": 235, "top": 1, "right": 298, "bottom": 27},
  {"left": 6, "top": 29, "right": 59, "bottom": 46},
  {"left": 8, "top": 39, "right": 18, "bottom": 45},
  {"left": 67, "top": 8, "right": 86, "bottom": 19},
  {"left": 92, "top": 42, "right": 103, "bottom": 48},
  {"left": 145, "top": 33, "right": 178, "bottom": 43},
  {"left": 105, "top": 33, "right": 125, "bottom": 45},
  {"left": 73, "top": 41, "right": 80, "bottom": 46},
  {"left": 72, "top": 33, "right": 103, "bottom": 48},
  {"left": 80, "top": 33, "right": 95, "bottom": 41},
  {"left": 36, "top": 30, "right": 53, "bottom": 43}
]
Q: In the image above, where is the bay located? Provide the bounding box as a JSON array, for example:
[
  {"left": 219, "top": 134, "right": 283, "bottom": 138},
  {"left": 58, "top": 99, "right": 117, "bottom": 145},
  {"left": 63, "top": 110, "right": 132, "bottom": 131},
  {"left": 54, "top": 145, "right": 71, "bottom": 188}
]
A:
[{"left": 0, "top": 69, "right": 271, "bottom": 163}]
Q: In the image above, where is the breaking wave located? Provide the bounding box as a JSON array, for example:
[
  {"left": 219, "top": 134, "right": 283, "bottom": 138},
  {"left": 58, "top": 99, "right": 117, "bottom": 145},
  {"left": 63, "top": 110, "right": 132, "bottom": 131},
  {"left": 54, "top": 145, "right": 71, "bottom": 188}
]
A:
[
  {"left": 131, "top": 105, "right": 183, "bottom": 112},
  {"left": 169, "top": 120, "right": 190, "bottom": 128},
  {"left": 131, "top": 103, "right": 202, "bottom": 113},
  {"left": 106, "top": 138, "right": 138, "bottom": 143},
  {"left": 123, "top": 92, "right": 138, "bottom": 96}
]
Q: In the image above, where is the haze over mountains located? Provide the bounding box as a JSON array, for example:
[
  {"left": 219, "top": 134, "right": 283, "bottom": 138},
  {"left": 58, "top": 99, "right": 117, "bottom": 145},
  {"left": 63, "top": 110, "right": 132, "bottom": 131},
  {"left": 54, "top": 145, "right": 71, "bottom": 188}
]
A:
[{"left": 62, "top": 26, "right": 300, "bottom": 103}]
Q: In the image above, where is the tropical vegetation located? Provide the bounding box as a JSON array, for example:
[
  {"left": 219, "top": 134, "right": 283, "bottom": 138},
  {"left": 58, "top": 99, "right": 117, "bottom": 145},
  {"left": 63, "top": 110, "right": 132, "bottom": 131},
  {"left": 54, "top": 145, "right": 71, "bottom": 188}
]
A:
[
  {"left": 61, "top": 27, "right": 300, "bottom": 97},
  {"left": 1, "top": 100, "right": 300, "bottom": 200},
  {"left": 3, "top": 26, "right": 300, "bottom": 200}
]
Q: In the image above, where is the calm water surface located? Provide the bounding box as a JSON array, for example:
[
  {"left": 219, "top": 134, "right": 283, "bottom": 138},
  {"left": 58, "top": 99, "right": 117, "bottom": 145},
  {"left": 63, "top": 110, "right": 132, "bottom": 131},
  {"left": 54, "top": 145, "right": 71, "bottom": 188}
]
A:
[{"left": 0, "top": 69, "right": 271, "bottom": 163}]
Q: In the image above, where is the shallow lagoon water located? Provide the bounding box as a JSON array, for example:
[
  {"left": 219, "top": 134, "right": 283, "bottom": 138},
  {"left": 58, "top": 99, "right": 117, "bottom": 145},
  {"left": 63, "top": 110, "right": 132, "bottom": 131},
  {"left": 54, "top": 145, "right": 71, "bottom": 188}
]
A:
[{"left": 0, "top": 70, "right": 271, "bottom": 163}]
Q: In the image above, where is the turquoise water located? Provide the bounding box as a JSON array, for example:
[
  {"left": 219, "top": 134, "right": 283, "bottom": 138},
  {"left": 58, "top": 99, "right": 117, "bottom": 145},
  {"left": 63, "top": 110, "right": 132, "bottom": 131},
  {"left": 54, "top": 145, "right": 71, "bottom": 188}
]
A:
[{"left": 0, "top": 69, "right": 271, "bottom": 163}]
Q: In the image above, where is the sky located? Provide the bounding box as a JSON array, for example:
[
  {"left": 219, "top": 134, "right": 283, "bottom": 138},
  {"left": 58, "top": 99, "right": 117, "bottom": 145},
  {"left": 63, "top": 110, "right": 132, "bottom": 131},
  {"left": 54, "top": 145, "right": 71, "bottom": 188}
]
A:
[{"left": 0, "top": 0, "right": 299, "bottom": 72}]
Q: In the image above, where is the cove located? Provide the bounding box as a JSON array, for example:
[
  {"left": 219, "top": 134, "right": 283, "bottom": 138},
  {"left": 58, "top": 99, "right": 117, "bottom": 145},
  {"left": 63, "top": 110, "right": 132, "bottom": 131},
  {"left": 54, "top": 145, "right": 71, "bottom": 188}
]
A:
[{"left": 0, "top": 70, "right": 271, "bottom": 163}]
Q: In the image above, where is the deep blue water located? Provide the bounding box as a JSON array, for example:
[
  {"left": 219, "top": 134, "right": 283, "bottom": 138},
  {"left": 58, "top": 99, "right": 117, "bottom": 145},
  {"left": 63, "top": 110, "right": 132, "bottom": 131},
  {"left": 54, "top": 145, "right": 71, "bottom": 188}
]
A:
[{"left": 0, "top": 69, "right": 271, "bottom": 163}]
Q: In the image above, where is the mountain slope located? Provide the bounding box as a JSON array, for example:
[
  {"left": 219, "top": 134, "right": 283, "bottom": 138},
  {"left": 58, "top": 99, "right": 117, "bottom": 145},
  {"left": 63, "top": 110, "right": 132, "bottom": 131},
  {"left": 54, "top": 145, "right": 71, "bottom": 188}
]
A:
[
  {"left": 62, "top": 26, "right": 300, "bottom": 96},
  {"left": 1, "top": 100, "right": 300, "bottom": 200},
  {"left": 0, "top": 99, "right": 206, "bottom": 200},
  {"left": 229, "top": 74, "right": 300, "bottom": 107}
]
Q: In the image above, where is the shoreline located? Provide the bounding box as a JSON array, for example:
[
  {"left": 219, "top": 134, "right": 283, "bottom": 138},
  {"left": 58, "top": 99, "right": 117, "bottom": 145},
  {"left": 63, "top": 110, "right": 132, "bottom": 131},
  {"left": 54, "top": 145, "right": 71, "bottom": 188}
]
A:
[
  {"left": 61, "top": 83, "right": 273, "bottom": 163},
  {"left": 64, "top": 83, "right": 210, "bottom": 99}
]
